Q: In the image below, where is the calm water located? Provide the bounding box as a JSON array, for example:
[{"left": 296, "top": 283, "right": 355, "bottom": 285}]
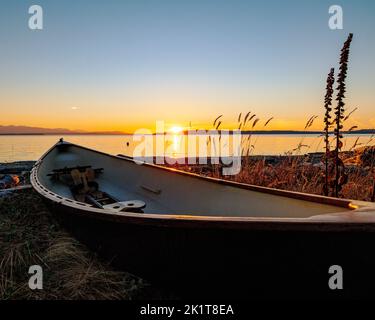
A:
[{"left": 0, "top": 134, "right": 373, "bottom": 163}]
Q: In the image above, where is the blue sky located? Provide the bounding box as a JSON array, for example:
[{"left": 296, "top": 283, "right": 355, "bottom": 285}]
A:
[{"left": 0, "top": 0, "right": 374, "bottom": 131}]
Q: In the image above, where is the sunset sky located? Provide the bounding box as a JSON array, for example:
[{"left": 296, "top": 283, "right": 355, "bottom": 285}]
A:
[{"left": 0, "top": 0, "right": 374, "bottom": 133}]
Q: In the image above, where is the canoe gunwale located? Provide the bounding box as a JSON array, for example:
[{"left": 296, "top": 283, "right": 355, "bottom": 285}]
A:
[{"left": 30, "top": 140, "right": 375, "bottom": 230}]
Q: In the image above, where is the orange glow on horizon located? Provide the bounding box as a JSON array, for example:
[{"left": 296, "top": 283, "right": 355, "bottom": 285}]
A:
[
  {"left": 1, "top": 103, "right": 373, "bottom": 134},
  {"left": 169, "top": 126, "right": 184, "bottom": 134},
  {"left": 0, "top": 116, "right": 370, "bottom": 134}
]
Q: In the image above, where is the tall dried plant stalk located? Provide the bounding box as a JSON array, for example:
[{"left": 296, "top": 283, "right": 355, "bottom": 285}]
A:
[
  {"left": 323, "top": 68, "right": 335, "bottom": 196},
  {"left": 334, "top": 33, "right": 353, "bottom": 197}
]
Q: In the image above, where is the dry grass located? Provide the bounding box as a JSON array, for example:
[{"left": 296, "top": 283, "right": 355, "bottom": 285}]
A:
[
  {"left": 231, "top": 154, "right": 374, "bottom": 201},
  {"left": 0, "top": 190, "right": 150, "bottom": 300},
  {"left": 169, "top": 146, "right": 375, "bottom": 202},
  {"left": 174, "top": 111, "right": 375, "bottom": 201}
]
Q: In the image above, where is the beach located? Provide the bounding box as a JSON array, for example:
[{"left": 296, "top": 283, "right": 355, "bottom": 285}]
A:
[{"left": 0, "top": 186, "right": 178, "bottom": 300}]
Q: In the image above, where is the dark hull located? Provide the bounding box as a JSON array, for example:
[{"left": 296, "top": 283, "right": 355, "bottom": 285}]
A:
[
  {"left": 31, "top": 141, "right": 375, "bottom": 299},
  {"left": 47, "top": 198, "right": 375, "bottom": 300}
]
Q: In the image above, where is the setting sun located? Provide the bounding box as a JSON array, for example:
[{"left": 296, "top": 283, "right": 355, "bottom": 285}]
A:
[{"left": 169, "top": 126, "right": 183, "bottom": 134}]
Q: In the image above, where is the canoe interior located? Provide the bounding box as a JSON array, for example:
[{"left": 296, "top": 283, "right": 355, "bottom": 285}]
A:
[{"left": 36, "top": 143, "right": 352, "bottom": 218}]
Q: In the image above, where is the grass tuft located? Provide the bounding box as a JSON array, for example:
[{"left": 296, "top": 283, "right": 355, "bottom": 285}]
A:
[{"left": 0, "top": 190, "right": 153, "bottom": 300}]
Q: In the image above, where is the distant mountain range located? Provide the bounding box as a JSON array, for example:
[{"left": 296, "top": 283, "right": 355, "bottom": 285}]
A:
[
  {"left": 0, "top": 125, "right": 128, "bottom": 135},
  {"left": 0, "top": 125, "right": 374, "bottom": 135}
]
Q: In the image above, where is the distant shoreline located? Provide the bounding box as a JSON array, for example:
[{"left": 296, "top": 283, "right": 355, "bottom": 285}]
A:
[
  {"left": 0, "top": 133, "right": 131, "bottom": 136},
  {"left": 0, "top": 130, "right": 374, "bottom": 136}
]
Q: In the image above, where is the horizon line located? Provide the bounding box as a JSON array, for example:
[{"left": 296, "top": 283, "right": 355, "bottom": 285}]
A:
[{"left": 1, "top": 129, "right": 375, "bottom": 136}]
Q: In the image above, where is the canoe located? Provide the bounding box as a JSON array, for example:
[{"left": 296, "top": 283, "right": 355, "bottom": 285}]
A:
[{"left": 31, "top": 139, "right": 375, "bottom": 299}]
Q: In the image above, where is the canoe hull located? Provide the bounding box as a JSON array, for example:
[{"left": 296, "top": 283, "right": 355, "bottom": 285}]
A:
[
  {"left": 31, "top": 141, "right": 375, "bottom": 299},
  {"left": 43, "top": 197, "right": 375, "bottom": 299}
]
